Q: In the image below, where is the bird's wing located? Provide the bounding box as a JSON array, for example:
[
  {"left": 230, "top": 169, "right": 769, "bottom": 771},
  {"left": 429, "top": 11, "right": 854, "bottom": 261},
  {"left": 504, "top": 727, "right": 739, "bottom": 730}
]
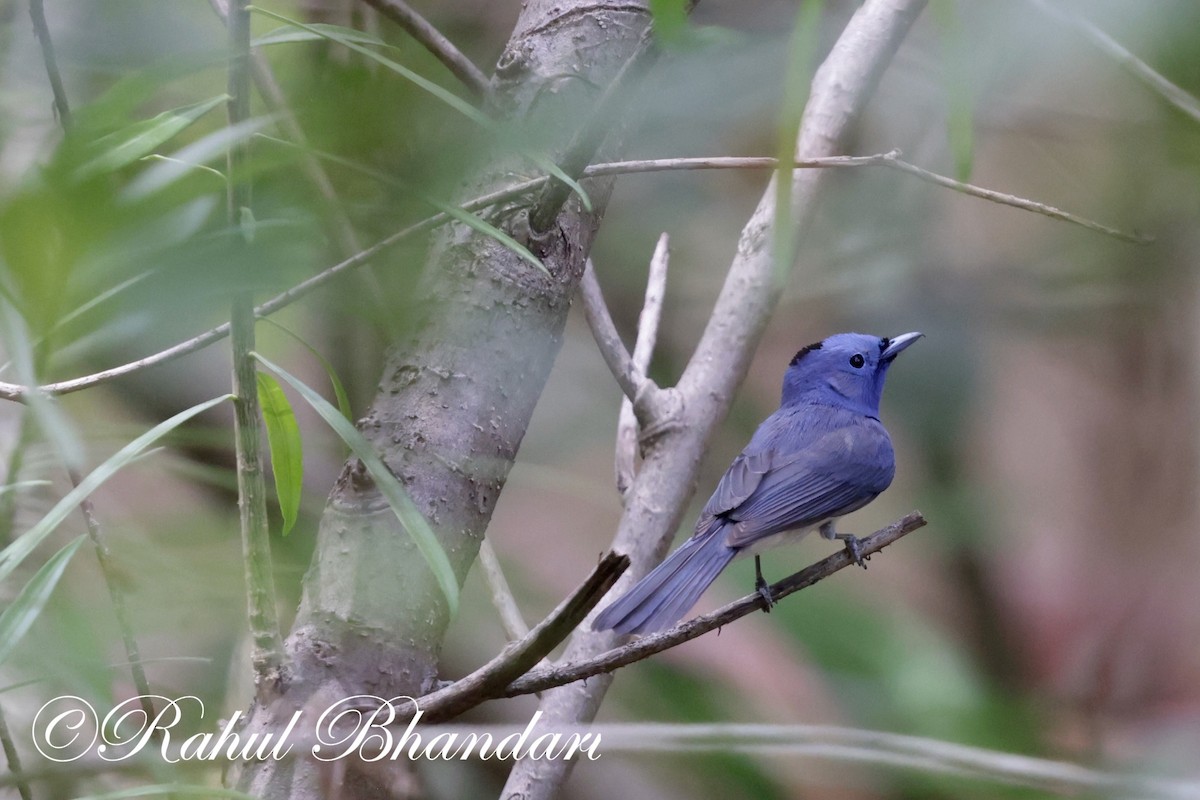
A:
[
  {"left": 703, "top": 449, "right": 776, "bottom": 518},
  {"left": 721, "top": 422, "right": 894, "bottom": 548}
]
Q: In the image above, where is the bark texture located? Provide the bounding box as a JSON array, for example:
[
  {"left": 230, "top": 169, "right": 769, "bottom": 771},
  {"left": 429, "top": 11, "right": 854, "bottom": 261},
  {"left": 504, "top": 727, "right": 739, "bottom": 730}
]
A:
[{"left": 232, "top": 3, "right": 650, "bottom": 798}]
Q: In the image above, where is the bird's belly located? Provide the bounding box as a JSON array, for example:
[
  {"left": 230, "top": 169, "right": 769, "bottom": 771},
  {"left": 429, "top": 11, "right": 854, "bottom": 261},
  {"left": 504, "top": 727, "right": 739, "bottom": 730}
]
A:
[{"left": 735, "top": 520, "right": 829, "bottom": 557}]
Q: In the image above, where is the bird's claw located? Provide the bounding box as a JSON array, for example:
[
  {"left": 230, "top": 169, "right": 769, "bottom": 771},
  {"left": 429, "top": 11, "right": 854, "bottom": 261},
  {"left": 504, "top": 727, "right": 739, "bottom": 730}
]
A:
[
  {"left": 754, "top": 555, "right": 774, "bottom": 612},
  {"left": 755, "top": 575, "right": 775, "bottom": 612},
  {"left": 839, "top": 534, "right": 868, "bottom": 569}
]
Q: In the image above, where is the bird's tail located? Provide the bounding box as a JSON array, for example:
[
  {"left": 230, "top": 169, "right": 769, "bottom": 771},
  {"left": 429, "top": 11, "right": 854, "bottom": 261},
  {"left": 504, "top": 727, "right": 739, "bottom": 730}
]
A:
[{"left": 593, "top": 519, "right": 736, "bottom": 635}]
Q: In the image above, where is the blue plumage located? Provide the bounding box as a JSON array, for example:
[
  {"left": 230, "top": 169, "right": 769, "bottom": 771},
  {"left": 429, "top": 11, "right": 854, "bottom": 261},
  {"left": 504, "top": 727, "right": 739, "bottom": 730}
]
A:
[{"left": 593, "top": 332, "right": 922, "bottom": 635}]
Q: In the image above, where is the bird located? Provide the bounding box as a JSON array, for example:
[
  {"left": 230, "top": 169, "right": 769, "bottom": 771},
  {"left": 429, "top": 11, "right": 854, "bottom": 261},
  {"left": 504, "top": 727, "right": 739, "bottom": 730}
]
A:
[{"left": 592, "top": 331, "right": 923, "bottom": 635}]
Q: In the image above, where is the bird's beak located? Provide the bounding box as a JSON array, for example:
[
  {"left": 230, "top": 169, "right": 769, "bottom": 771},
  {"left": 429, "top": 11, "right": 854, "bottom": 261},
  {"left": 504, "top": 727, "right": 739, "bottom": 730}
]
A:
[{"left": 881, "top": 331, "right": 924, "bottom": 361}]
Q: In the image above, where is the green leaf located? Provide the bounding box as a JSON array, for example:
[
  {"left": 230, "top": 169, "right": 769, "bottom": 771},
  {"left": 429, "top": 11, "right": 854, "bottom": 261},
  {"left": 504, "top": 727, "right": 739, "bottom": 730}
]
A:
[
  {"left": 256, "top": 372, "right": 304, "bottom": 536},
  {"left": 123, "top": 117, "right": 267, "bottom": 200},
  {"left": 256, "top": 134, "right": 549, "bottom": 276},
  {"left": 252, "top": 353, "right": 459, "bottom": 616},
  {"left": 259, "top": 318, "right": 353, "bottom": 421},
  {"left": 0, "top": 480, "right": 52, "bottom": 497},
  {"left": 0, "top": 536, "right": 85, "bottom": 668},
  {"left": 247, "top": 8, "right": 488, "bottom": 126},
  {"left": 0, "top": 395, "right": 232, "bottom": 588},
  {"left": 253, "top": 23, "right": 390, "bottom": 49},
  {"left": 245, "top": 7, "right": 591, "bottom": 212},
  {"left": 933, "top": 0, "right": 975, "bottom": 181},
  {"left": 76, "top": 95, "right": 230, "bottom": 181}
]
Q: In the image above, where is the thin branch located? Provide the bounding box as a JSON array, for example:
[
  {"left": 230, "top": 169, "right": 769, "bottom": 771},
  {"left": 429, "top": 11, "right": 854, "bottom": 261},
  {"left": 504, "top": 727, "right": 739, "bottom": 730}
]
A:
[
  {"left": 356, "top": 513, "right": 924, "bottom": 732},
  {"left": 66, "top": 467, "right": 157, "bottom": 732},
  {"left": 29, "top": 0, "right": 71, "bottom": 128},
  {"left": 0, "top": 152, "right": 1143, "bottom": 403},
  {"left": 369, "top": 552, "right": 629, "bottom": 724},
  {"left": 1028, "top": 0, "right": 1200, "bottom": 126},
  {"left": 578, "top": 260, "right": 640, "bottom": 403},
  {"left": 876, "top": 153, "right": 1150, "bottom": 244},
  {"left": 360, "top": 0, "right": 491, "bottom": 100},
  {"left": 616, "top": 233, "right": 668, "bottom": 498},
  {"left": 477, "top": 538, "right": 531, "bottom": 641},
  {"left": 227, "top": 0, "right": 284, "bottom": 697},
  {"left": 505, "top": 512, "right": 926, "bottom": 697}
]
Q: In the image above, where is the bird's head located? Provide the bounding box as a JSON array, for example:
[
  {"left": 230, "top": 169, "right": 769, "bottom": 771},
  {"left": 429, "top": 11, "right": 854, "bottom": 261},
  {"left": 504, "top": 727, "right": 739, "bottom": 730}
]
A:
[{"left": 782, "top": 332, "right": 923, "bottom": 416}]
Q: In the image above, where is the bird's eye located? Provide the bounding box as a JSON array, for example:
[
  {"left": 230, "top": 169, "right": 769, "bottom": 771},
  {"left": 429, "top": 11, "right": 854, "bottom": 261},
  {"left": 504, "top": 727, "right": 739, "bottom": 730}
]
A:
[{"left": 849, "top": 353, "right": 865, "bottom": 368}]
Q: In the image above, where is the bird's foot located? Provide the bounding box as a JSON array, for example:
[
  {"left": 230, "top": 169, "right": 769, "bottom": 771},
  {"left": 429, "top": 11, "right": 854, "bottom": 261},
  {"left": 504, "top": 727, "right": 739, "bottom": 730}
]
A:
[
  {"left": 754, "top": 555, "right": 774, "bottom": 612},
  {"left": 837, "top": 533, "right": 868, "bottom": 569}
]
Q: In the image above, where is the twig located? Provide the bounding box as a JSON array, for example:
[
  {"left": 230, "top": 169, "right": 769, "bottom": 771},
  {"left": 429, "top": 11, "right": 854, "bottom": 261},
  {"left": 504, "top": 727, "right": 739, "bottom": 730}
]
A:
[
  {"left": 29, "top": 0, "right": 70, "bottom": 128},
  {"left": 477, "top": 538, "right": 530, "bottom": 641},
  {"left": 615, "top": 233, "right": 668, "bottom": 498},
  {"left": 227, "top": 0, "right": 284, "bottom": 698},
  {"left": 371, "top": 552, "right": 628, "bottom": 724},
  {"left": 362, "top": 513, "right": 923, "bottom": 731},
  {"left": 877, "top": 153, "right": 1150, "bottom": 244},
  {"left": 1028, "top": 0, "right": 1200, "bottom": 126},
  {"left": 360, "top": 0, "right": 491, "bottom": 100},
  {"left": 578, "top": 260, "right": 640, "bottom": 403},
  {"left": 0, "top": 152, "right": 1144, "bottom": 403},
  {"left": 0, "top": 704, "right": 32, "bottom": 800},
  {"left": 66, "top": 467, "right": 157, "bottom": 733},
  {"left": 505, "top": 512, "right": 926, "bottom": 697}
]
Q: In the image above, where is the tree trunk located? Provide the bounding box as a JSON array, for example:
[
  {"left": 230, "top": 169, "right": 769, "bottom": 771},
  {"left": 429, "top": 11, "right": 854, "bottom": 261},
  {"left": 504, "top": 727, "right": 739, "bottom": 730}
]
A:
[{"left": 232, "top": 3, "right": 650, "bottom": 798}]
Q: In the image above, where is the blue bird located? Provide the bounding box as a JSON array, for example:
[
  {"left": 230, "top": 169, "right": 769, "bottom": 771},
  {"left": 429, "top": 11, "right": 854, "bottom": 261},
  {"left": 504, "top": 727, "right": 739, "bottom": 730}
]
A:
[{"left": 593, "top": 332, "right": 923, "bottom": 635}]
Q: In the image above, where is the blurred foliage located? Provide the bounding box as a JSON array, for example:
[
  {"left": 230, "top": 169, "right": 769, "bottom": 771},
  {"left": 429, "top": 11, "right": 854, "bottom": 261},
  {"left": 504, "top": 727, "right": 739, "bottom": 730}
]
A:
[{"left": 0, "top": 1, "right": 1198, "bottom": 799}]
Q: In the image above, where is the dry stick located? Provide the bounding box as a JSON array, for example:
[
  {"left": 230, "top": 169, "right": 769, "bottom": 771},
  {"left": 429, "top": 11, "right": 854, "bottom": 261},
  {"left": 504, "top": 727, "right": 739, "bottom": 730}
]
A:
[
  {"left": 369, "top": 512, "right": 925, "bottom": 729},
  {"left": 506, "top": 513, "right": 925, "bottom": 697},
  {"left": 29, "top": 0, "right": 71, "bottom": 128},
  {"left": 0, "top": 152, "right": 1144, "bottom": 404},
  {"left": 361, "top": 0, "right": 491, "bottom": 100},
  {"left": 370, "top": 552, "right": 629, "bottom": 725},
  {"left": 615, "top": 233, "right": 669, "bottom": 498},
  {"left": 0, "top": 704, "right": 32, "bottom": 800},
  {"left": 1028, "top": 0, "right": 1200, "bottom": 126},
  {"left": 477, "top": 538, "right": 531, "bottom": 641},
  {"left": 66, "top": 467, "right": 158, "bottom": 733},
  {"left": 226, "top": 0, "right": 285, "bottom": 697}
]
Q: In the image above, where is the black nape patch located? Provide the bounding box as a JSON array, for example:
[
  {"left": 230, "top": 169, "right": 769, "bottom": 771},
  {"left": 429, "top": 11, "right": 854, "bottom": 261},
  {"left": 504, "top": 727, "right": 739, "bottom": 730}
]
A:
[
  {"left": 790, "top": 341, "right": 822, "bottom": 365},
  {"left": 878, "top": 337, "right": 891, "bottom": 353}
]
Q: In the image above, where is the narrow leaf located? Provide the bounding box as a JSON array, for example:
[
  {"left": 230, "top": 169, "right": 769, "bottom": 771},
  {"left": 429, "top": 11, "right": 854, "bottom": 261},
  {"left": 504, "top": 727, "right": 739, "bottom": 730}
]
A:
[
  {"left": 259, "top": 318, "right": 352, "bottom": 421},
  {"left": 0, "top": 480, "right": 52, "bottom": 497},
  {"left": 252, "top": 353, "right": 459, "bottom": 616},
  {"left": 253, "top": 23, "right": 390, "bottom": 49},
  {"left": 76, "top": 95, "right": 230, "bottom": 180},
  {"left": 247, "top": 8, "right": 489, "bottom": 126},
  {"left": 245, "top": 8, "right": 591, "bottom": 211},
  {"left": 123, "top": 117, "right": 267, "bottom": 200},
  {"left": 0, "top": 536, "right": 85, "bottom": 668},
  {"left": 256, "top": 134, "right": 548, "bottom": 275},
  {"left": 0, "top": 395, "right": 232, "bottom": 588},
  {"left": 256, "top": 372, "right": 304, "bottom": 536}
]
